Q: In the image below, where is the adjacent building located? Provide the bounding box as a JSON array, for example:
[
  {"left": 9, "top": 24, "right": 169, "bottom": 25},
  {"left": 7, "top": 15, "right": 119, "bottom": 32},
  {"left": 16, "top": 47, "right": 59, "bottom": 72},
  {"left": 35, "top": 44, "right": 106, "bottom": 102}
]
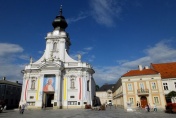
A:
[
  {"left": 0, "top": 77, "right": 22, "bottom": 109},
  {"left": 19, "top": 6, "right": 95, "bottom": 109},
  {"left": 151, "top": 62, "right": 176, "bottom": 103},
  {"left": 96, "top": 84, "right": 114, "bottom": 105},
  {"left": 113, "top": 65, "right": 166, "bottom": 110}
]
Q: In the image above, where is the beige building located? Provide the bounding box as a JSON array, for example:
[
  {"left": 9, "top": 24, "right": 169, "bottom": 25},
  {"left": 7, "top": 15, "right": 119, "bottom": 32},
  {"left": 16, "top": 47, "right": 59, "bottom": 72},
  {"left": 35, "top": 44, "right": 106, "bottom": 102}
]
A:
[
  {"left": 112, "top": 79, "right": 123, "bottom": 107},
  {"left": 113, "top": 65, "right": 166, "bottom": 110},
  {"left": 96, "top": 84, "right": 114, "bottom": 105}
]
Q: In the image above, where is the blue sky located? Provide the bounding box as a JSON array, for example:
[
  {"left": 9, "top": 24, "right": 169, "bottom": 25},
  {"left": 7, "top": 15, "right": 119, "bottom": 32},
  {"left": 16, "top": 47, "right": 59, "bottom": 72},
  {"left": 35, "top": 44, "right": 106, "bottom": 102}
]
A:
[{"left": 0, "top": 0, "right": 176, "bottom": 86}]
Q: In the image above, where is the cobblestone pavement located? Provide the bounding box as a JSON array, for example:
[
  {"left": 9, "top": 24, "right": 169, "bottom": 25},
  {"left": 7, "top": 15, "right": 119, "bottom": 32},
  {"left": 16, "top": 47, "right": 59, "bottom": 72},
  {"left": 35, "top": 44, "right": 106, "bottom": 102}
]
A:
[{"left": 0, "top": 106, "right": 175, "bottom": 118}]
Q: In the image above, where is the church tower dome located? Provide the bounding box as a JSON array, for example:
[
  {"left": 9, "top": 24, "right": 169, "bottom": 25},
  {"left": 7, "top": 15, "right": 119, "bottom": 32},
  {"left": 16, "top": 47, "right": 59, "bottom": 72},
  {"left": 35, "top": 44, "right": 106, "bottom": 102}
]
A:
[{"left": 52, "top": 5, "right": 68, "bottom": 30}]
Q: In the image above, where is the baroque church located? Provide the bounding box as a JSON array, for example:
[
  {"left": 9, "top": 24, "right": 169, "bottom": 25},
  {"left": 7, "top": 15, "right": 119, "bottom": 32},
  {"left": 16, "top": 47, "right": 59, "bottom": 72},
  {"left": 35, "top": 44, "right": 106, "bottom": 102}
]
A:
[{"left": 20, "top": 6, "right": 96, "bottom": 109}]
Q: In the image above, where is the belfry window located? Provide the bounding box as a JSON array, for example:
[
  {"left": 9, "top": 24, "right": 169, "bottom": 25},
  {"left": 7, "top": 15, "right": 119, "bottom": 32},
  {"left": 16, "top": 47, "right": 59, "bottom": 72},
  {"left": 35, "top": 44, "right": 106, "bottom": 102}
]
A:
[{"left": 53, "top": 42, "right": 57, "bottom": 51}]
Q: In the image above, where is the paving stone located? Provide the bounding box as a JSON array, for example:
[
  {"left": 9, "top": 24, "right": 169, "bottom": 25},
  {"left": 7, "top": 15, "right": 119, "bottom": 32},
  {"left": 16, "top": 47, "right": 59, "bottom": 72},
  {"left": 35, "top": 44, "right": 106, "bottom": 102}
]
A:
[{"left": 0, "top": 107, "right": 175, "bottom": 118}]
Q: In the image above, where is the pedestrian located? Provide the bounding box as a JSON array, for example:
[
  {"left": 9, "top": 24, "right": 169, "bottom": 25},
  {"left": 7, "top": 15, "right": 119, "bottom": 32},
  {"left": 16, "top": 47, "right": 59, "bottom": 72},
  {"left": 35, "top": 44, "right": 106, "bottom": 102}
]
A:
[
  {"left": 21, "top": 104, "right": 25, "bottom": 114},
  {"left": 147, "top": 104, "right": 150, "bottom": 112},
  {"left": 19, "top": 105, "right": 22, "bottom": 114},
  {"left": 136, "top": 101, "right": 139, "bottom": 107},
  {"left": 138, "top": 102, "right": 141, "bottom": 108},
  {"left": 153, "top": 103, "right": 157, "bottom": 112},
  {"left": 136, "top": 101, "right": 141, "bottom": 110}
]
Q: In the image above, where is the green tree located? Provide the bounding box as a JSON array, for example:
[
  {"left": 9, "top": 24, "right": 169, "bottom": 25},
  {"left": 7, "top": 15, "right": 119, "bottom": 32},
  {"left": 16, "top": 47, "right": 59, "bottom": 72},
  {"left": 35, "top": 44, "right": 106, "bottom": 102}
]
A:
[
  {"left": 95, "top": 85, "right": 100, "bottom": 91},
  {"left": 166, "top": 91, "right": 176, "bottom": 103}
]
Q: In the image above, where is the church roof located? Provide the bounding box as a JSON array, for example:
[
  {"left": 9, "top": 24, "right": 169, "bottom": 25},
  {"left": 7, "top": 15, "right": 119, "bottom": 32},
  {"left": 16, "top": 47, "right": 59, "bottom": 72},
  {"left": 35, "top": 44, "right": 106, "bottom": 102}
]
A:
[
  {"left": 122, "top": 69, "right": 159, "bottom": 77},
  {"left": 151, "top": 62, "right": 176, "bottom": 79}
]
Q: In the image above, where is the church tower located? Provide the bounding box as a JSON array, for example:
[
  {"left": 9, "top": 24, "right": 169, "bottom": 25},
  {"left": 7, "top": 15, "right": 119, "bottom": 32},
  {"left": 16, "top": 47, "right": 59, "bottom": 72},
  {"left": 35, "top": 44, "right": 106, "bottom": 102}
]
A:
[{"left": 20, "top": 6, "right": 95, "bottom": 109}]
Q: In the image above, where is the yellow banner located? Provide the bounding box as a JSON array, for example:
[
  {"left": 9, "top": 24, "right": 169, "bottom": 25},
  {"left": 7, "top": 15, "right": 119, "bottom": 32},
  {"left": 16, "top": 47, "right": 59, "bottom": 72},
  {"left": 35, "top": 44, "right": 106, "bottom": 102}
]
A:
[{"left": 36, "top": 78, "right": 40, "bottom": 100}]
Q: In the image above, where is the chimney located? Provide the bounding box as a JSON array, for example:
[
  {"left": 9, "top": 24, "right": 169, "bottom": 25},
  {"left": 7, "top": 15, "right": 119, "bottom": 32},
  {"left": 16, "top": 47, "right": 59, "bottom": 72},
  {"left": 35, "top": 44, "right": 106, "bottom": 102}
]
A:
[
  {"left": 144, "top": 66, "right": 149, "bottom": 69},
  {"left": 3, "top": 77, "right": 6, "bottom": 80},
  {"left": 138, "top": 65, "right": 143, "bottom": 71}
]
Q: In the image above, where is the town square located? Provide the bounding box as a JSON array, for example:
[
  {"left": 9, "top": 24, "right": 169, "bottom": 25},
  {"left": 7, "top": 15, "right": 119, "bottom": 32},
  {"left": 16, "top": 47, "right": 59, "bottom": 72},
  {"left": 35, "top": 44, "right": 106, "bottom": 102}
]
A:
[
  {"left": 0, "top": 0, "right": 176, "bottom": 117},
  {"left": 0, "top": 107, "right": 176, "bottom": 118}
]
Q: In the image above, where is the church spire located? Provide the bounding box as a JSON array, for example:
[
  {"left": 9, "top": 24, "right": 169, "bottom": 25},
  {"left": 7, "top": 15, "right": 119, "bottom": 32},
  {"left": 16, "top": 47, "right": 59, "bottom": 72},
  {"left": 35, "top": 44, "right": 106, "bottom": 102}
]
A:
[{"left": 52, "top": 5, "right": 68, "bottom": 30}]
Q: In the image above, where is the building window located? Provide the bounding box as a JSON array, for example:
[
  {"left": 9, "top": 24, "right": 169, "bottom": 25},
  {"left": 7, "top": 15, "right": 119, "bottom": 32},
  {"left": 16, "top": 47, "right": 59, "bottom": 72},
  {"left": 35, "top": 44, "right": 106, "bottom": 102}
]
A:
[
  {"left": 151, "top": 82, "right": 157, "bottom": 90},
  {"left": 53, "top": 42, "right": 57, "bottom": 51},
  {"left": 31, "top": 80, "right": 35, "bottom": 90},
  {"left": 70, "top": 75, "right": 75, "bottom": 89},
  {"left": 175, "top": 82, "right": 176, "bottom": 89},
  {"left": 127, "top": 83, "right": 133, "bottom": 91},
  {"left": 27, "top": 102, "right": 35, "bottom": 106},
  {"left": 139, "top": 83, "right": 145, "bottom": 89},
  {"left": 154, "top": 97, "right": 159, "bottom": 104},
  {"left": 129, "top": 98, "right": 134, "bottom": 105},
  {"left": 70, "top": 96, "right": 75, "bottom": 98},
  {"left": 30, "top": 96, "right": 34, "bottom": 99},
  {"left": 163, "top": 83, "right": 168, "bottom": 90},
  {"left": 68, "top": 101, "right": 77, "bottom": 105},
  {"left": 87, "top": 80, "right": 89, "bottom": 91}
]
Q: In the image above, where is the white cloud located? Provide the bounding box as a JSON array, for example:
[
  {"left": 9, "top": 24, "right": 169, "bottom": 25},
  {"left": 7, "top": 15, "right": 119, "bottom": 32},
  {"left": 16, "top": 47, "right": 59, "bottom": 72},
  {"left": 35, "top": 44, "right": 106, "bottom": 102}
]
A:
[
  {"left": 87, "top": 55, "right": 95, "bottom": 62},
  {"left": 0, "top": 43, "right": 23, "bottom": 56},
  {"left": 70, "top": 46, "right": 94, "bottom": 62},
  {"left": 84, "top": 47, "right": 93, "bottom": 51},
  {"left": 67, "top": 11, "right": 89, "bottom": 24},
  {"left": 0, "top": 43, "right": 25, "bottom": 83},
  {"left": 94, "top": 40, "right": 176, "bottom": 86},
  {"left": 90, "top": 0, "right": 122, "bottom": 27}
]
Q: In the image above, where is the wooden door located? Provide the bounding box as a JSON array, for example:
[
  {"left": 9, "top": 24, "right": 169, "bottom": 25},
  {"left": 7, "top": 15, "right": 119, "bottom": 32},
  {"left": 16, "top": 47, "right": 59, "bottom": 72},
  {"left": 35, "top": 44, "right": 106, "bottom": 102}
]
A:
[{"left": 140, "top": 96, "right": 147, "bottom": 108}]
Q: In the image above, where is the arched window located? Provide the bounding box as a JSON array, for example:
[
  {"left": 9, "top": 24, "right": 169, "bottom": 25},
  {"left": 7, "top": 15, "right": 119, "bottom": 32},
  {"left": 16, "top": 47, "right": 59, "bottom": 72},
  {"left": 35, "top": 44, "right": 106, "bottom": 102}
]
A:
[
  {"left": 70, "top": 75, "right": 75, "bottom": 89},
  {"left": 31, "top": 79, "right": 35, "bottom": 90},
  {"left": 53, "top": 42, "right": 57, "bottom": 51}
]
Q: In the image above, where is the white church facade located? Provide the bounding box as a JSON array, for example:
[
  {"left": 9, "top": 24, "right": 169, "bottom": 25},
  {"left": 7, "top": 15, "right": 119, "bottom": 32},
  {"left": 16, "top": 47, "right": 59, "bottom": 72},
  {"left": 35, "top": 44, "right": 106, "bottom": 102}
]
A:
[{"left": 19, "top": 6, "right": 96, "bottom": 109}]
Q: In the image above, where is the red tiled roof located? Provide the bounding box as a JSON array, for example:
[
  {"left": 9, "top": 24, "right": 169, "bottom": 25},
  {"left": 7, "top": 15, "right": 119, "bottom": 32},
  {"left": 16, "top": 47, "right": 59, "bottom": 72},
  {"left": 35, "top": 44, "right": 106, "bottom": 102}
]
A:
[
  {"left": 151, "top": 62, "right": 176, "bottom": 79},
  {"left": 122, "top": 69, "right": 159, "bottom": 77}
]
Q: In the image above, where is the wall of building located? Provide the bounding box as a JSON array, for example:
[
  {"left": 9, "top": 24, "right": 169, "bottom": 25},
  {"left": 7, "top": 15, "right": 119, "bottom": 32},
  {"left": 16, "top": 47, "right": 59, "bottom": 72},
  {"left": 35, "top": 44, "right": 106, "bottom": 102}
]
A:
[{"left": 121, "top": 75, "right": 166, "bottom": 110}]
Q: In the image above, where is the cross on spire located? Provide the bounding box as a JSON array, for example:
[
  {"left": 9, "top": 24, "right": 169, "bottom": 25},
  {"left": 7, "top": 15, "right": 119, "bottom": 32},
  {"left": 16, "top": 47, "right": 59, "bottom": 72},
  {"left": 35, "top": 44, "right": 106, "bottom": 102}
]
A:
[{"left": 60, "top": 5, "right": 62, "bottom": 16}]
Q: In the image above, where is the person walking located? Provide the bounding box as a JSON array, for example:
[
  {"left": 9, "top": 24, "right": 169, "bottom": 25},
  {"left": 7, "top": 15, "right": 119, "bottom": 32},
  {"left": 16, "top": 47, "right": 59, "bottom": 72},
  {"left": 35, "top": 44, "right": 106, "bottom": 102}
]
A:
[
  {"left": 21, "top": 104, "right": 25, "bottom": 114},
  {"left": 153, "top": 103, "right": 157, "bottom": 112},
  {"left": 147, "top": 104, "right": 150, "bottom": 112}
]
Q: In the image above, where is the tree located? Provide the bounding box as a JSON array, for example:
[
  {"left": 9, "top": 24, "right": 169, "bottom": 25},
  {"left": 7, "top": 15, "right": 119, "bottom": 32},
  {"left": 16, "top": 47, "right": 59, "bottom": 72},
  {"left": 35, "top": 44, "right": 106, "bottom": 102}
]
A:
[
  {"left": 95, "top": 85, "right": 100, "bottom": 91},
  {"left": 166, "top": 91, "right": 176, "bottom": 103}
]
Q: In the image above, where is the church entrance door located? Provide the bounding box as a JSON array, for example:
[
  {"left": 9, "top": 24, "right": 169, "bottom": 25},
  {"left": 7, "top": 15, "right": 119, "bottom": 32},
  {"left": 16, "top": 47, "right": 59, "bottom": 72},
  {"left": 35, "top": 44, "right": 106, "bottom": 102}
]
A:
[
  {"left": 44, "top": 92, "right": 54, "bottom": 107},
  {"left": 140, "top": 96, "right": 147, "bottom": 108}
]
